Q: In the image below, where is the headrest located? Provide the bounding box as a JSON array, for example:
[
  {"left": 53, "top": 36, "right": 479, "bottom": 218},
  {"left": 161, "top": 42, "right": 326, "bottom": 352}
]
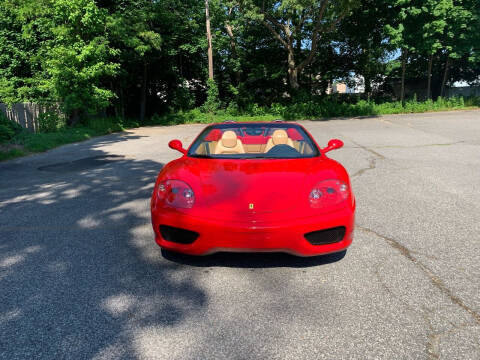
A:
[
  {"left": 287, "top": 128, "right": 303, "bottom": 141},
  {"left": 272, "top": 129, "right": 289, "bottom": 145},
  {"left": 221, "top": 131, "right": 238, "bottom": 148}
]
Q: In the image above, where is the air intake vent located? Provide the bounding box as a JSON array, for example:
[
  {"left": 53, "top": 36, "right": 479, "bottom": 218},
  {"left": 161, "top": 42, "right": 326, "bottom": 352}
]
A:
[
  {"left": 304, "top": 227, "right": 346, "bottom": 245},
  {"left": 160, "top": 225, "right": 199, "bottom": 244}
]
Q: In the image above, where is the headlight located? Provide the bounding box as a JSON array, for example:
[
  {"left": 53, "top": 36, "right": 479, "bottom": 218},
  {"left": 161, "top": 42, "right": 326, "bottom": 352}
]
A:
[
  {"left": 156, "top": 180, "right": 195, "bottom": 208},
  {"left": 309, "top": 179, "right": 349, "bottom": 208}
]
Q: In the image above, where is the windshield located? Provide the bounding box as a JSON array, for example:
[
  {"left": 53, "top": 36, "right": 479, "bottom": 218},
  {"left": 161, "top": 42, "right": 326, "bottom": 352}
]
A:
[{"left": 188, "top": 123, "right": 320, "bottom": 159}]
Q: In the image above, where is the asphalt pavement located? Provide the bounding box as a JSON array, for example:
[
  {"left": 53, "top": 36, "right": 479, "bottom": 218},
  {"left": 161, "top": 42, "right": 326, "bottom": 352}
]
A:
[{"left": 1, "top": 110, "right": 479, "bottom": 359}]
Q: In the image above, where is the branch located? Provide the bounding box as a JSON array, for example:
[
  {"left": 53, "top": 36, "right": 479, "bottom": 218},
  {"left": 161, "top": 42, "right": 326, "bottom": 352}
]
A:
[
  {"left": 296, "top": 8, "right": 311, "bottom": 34},
  {"left": 253, "top": 0, "right": 288, "bottom": 49},
  {"left": 264, "top": 13, "right": 286, "bottom": 33},
  {"left": 262, "top": 20, "right": 288, "bottom": 48},
  {"left": 298, "top": 1, "right": 349, "bottom": 71},
  {"left": 297, "top": 0, "right": 328, "bottom": 71},
  {"left": 324, "top": 10, "right": 347, "bottom": 32}
]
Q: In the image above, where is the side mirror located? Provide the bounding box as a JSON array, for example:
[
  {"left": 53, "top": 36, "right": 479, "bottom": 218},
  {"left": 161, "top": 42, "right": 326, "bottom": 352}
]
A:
[
  {"left": 168, "top": 139, "right": 187, "bottom": 155},
  {"left": 322, "top": 139, "right": 344, "bottom": 154}
]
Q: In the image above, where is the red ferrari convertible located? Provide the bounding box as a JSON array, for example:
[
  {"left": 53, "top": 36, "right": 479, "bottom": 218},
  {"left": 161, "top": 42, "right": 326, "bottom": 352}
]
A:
[{"left": 151, "top": 121, "right": 355, "bottom": 256}]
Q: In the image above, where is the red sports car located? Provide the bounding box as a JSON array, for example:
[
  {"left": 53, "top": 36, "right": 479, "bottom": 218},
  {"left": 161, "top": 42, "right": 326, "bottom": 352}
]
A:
[{"left": 151, "top": 121, "right": 355, "bottom": 256}]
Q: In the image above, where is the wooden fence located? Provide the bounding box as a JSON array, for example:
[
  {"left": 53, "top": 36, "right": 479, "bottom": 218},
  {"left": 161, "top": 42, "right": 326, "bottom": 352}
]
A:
[
  {"left": 446, "top": 86, "right": 480, "bottom": 98},
  {"left": 0, "top": 103, "right": 44, "bottom": 132}
]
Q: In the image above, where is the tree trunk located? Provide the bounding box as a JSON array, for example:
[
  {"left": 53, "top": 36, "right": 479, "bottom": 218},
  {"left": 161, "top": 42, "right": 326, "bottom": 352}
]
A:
[
  {"left": 68, "top": 108, "right": 80, "bottom": 127},
  {"left": 225, "top": 21, "right": 241, "bottom": 85},
  {"left": 205, "top": 0, "right": 214, "bottom": 80},
  {"left": 288, "top": 49, "right": 299, "bottom": 90},
  {"left": 288, "top": 68, "right": 299, "bottom": 90},
  {"left": 140, "top": 61, "right": 147, "bottom": 123},
  {"left": 364, "top": 74, "right": 372, "bottom": 96},
  {"left": 427, "top": 53, "right": 433, "bottom": 100},
  {"left": 120, "top": 86, "right": 125, "bottom": 120},
  {"left": 400, "top": 48, "right": 408, "bottom": 106},
  {"left": 440, "top": 55, "right": 450, "bottom": 98},
  {"left": 112, "top": 82, "right": 119, "bottom": 118}
]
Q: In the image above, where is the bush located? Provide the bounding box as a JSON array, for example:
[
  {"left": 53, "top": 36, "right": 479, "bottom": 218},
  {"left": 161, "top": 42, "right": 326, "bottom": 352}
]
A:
[
  {"left": 225, "top": 102, "right": 239, "bottom": 116},
  {"left": 203, "top": 79, "right": 220, "bottom": 113},
  {"left": 38, "top": 111, "right": 64, "bottom": 133},
  {"left": 172, "top": 82, "right": 196, "bottom": 111},
  {"left": 83, "top": 117, "right": 125, "bottom": 133},
  {"left": 0, "top": 112, "right": 22, "bottom": 143},
  {"left": 0, "top": 148, "right": 25, "bottom": 161}
]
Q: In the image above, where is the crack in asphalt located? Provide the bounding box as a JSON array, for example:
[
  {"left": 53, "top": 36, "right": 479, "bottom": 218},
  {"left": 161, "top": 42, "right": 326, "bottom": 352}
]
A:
[
  {"left": 426, "top": 323, "right": 475, "bottom": 360},
  {"left": 357, "top": 225, "right": 480, "bottom": 326},
  {"left": 374, "top": 141, "right": 464, "bottom": 149},
  {"left": 345, "top": 138, "right": 385, "bottom": 179},
  {"left": 373, "top": 265, "right": 421, "bottom": 315},
  {"left": 373, "top": 261, "right": 461, "bottom": 360},
  {"left": 360, "top": 225, "right": 480, "bottom": 359},
  {"left": 349, "top": 139, "right": 386, "bottom": 159},
  {"left": 349, "top": 141, "right": 464, "bottom": 149},
  {"left": 352, "top": 157, "right": 377, "bottom": 178},
  {"left": 350, "top": 133, "right": 478, "bottom": 359}
]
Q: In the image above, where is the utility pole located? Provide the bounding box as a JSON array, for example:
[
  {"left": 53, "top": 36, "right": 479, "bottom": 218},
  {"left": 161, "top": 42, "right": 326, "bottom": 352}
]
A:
[{"left": 205, "top": 0, "right": 214, "bottom": 80}]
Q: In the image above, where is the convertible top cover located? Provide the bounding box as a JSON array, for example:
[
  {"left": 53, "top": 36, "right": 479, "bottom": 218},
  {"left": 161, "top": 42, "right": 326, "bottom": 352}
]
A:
[{"left": 188, "top": 123, "right": 320, "bottom": 159}]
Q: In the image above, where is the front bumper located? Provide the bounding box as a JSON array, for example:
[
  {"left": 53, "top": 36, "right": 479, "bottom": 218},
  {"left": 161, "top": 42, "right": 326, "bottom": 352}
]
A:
[{"left": 151, "top": 207, "right": 354, "bottom": 257}]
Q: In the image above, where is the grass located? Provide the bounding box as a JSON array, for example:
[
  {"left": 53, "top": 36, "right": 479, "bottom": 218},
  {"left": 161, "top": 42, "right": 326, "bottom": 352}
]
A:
[
  {"left": 145, "top": 96, "right": 480, "bottom": 125},
  {"left": 0, "top": 147, "right": 25, "bottom": 161},
  {"left": 1, "top": 96, "right": 479, "bottom": 162},
  {"left": 0, "top": 117, "right": 139, "bottom": 161}
]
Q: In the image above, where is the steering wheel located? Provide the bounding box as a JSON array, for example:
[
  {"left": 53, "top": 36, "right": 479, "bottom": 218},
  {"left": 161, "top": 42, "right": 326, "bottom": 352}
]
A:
[{"left": 265, "top": 144, "right": 300, "bottom": 157}]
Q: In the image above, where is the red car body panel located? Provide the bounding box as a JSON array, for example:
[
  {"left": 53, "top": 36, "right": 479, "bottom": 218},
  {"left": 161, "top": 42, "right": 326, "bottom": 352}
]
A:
[{"left": 151, "top": 122, "right": 355, "bottom": 256}]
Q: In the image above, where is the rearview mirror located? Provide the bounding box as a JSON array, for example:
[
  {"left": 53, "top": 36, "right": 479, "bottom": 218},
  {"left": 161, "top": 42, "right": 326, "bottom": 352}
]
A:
[
  {"left": 322, "top": 139, "right": 344, "bottom": 154},
  {"left": 168, "top": 139, "right": 187, "bottom": 155}
]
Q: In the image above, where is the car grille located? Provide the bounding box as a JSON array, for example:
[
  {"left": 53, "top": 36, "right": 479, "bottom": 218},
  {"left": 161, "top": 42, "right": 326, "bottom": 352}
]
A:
[
  {"left": 159, "top": 225, "right": 199, "bottom": 244},
  {"left": 304, "top": 227, "right": 346, "bottom": 245}
]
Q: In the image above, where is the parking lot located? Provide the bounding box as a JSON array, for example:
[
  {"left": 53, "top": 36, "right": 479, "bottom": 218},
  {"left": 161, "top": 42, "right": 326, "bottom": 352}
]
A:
[{"left": 1, "top": 110, "right": 479, "bottom": 359}]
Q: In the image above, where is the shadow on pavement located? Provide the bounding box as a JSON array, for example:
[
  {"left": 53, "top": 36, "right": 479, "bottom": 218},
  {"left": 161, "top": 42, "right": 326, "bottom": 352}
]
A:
[
  {"left": 0, "top": 143, "right": 207, "bottom": 358},
  {"left": 0, "top": 129, "right": 347, "bottom": 359}
]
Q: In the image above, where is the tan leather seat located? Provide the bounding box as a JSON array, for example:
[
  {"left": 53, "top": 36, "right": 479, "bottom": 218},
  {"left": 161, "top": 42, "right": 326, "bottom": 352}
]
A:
[
  {"left": 264, "top": 129, "right": 294, "bottom": 152},
  {"left": 214, "top": 130, "right": 245, "bottom": 154}
]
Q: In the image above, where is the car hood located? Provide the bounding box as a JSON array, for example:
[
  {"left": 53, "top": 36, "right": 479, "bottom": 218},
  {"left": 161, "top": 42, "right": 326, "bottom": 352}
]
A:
[
  {"left": 160, "top": 157, "right": 343, "bottom": 221},
  {"left": 199, "top": 159, "right": 309, "bottom": 217}
]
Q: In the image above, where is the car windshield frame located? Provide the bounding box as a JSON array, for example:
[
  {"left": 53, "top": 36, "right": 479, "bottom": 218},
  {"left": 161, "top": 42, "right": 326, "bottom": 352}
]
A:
[{"left": 187, "top": 123, "right": 321, "bottom": 159}]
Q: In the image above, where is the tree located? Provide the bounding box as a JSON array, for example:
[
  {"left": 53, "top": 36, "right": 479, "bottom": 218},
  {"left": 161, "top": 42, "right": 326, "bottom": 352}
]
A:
[
  {"left": 385, "top": 0, "right": 424, "bottom": 104},
  {"left": 439, "top": 0, "right": 476, "bottom": 97},
  {"left": 107, "top": 0, "right": 162, "bottom": 121},
  {"left": 45, "top": 0, "right": 120, "bottom": 124},
  {"left": 336, "top": 0, "right": 392, "bottom": 95},
  {"left": 240, "top": 0, "right": 359, "bottom": 90},
  {"left": 205, "top": 0, "right": 214, "bottom": 80},
  {"left": 0, "top": 0, "right": 51, "bottom": 105},
  {"left": 1, "top": 0, "right": 479, "bottom": 122},
  {"left": 419, "top": 0, "right": 448, "bottom": 99}
]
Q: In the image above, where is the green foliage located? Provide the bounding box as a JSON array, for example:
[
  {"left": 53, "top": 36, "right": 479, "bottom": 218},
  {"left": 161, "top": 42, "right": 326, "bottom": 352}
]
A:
[
  {"left": 147, "top": 96, "right": 480, "bottom": 125},
  {"left": 172, "top": 81, "right": 196, "bottom": 111},
  {"left": 0, "top": 112, "right": 22, "bottom": 143},
  {"left": 2, "top": 116, "right": 134, "bottom": 156},
  {"left": 203, "top": 79, "right": 221, "bottom": 113},
  {"left": 0, "top": 148, "right": 25, "bottom": 161},
  {"left": 45, "top": 0, "right": 119, "bottom": 118},
  {"left": 0, "top": 124, "right": 15, "bottom": 143},
  {"left": 2, "top": 96, "right": 479, "bottom": 161},
  {"left": 0, "top": 0, "right": 478, "bottom": 123},
  {"left": 83, "top": 117, "right": 128, "bottom": 133},
  {"left": 38, "top": 111, "right": 64, "bottom": 133}
]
